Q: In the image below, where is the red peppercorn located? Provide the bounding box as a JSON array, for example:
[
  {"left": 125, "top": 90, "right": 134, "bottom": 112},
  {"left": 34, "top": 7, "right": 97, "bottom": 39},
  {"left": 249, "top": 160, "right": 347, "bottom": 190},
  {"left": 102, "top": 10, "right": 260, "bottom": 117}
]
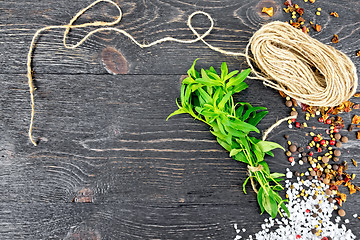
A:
[
  {"left": 289, "top": 157, "right": 294, "bottom": 162},
  {"left": 333, "top": 128, "right": 339, "bottom": 133},
  {"left": 305, "top": 209, "right": 310, "bottom": 213},
  {"left": 291, "top": 118, "right": 296, "bottom": 123},
  {"left": 329, "top": 140, "right": 335, "bottom": 145},
  {"left": 320, "top": 140, "right": 326, "bottom": 145},
  {"left": 326, "top": 119, "right": 332, "bottom": 124},
  {"left": 318, "top": 117, "right": 324, "bottom": 123},
  {"left": 317, "top": 148, "right": 322, "bottom": 153},
  {"left": 321, "top": 237, "right": 328, "bottom": 240},
  {"left": 313, "top": 136, "right": 319, "bottom": 142},
  {"left": 296, "top": 235, "right": 301, "bottom": 239},
  {"left": 309, "top": 151, "right": 314, "bottom": 156},
  {"left": 313, "top": 168, "right": 318, "bottom": 171},
  {"left": 306, "top": 146, "right": 311, "bottom": 149},
  {"left": 295, "top": 122, "right": 300, "bottom": 128}
]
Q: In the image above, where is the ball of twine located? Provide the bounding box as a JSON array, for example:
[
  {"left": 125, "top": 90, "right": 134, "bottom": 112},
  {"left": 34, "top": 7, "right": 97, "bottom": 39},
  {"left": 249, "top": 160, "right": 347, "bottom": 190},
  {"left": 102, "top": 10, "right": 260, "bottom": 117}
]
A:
[{"left": 244, "top": 21, "right": 358, "bottom": 107}]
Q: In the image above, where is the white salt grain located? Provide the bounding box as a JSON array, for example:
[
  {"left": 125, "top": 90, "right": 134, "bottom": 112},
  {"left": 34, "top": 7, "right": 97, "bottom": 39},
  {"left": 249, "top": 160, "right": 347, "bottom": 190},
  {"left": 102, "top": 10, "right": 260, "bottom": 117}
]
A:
[{"left": 233, "top": 178, "right": 356, "bottom": 240}]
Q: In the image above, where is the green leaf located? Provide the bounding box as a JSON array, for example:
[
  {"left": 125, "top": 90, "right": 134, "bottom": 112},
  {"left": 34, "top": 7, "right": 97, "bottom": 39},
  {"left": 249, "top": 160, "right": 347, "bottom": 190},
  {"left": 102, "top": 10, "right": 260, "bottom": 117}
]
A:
[
  {"left": 223, "top": 118, "right": 260, "bottom": 134},
  {"left": 224, "top": 125, "right": 246, "bottom": 138},
  {"left": 258, "top": 161, "right": 270, "bottom": 175},
  {"left": 261, "top": 188, "right": 278, "bottom": 218},
  {"left": 231, "top": 82, "right": 248, "bottom": 94},
  {"left": 224, "top": 70, "right": 239, "bottom": 81},
  {"left": 196, "top": 78, "right": 222, "bottom": 87},
  {"left": 265, "top": 150, "right": 274, "bottom": 157},
  {"left": 216, "top": 137, "right": 232, "bottom": 152},
  {"left": 257, "top": 187, "right": 265, "bottom": 214},
  {"left": 269, "top": 173, "right": 285, "bottom": 179},
  {"left": 218, "top": 91, "right": 233, "bottom": 110},
  {"left": 256, "top": 141, "right": 285, "bottom": 153},
  {"left": 182, "top": 76, "right": 195, "bottom": 85},
  {"left": 235, "top": 105, "right": 245, "bottom": 119},
  {"left": 229, "top": 149, "right": 242, "bottom": 157},
  {"left": 209, "top": 66, "right": 217, "bottom": 74},
  {"left": 248, "top": 111, "right": 268, "bottom": 126},
  {"left": 243, "top": 176, "right": 250, "bottom": 194},
  {"left": 166, "top": 107, "right": 187, "bottom": 120},
  {"left": 207, "top": 71, "right": 221, "bottom": 81},
  {"left": 187, "top": 58, "right": 200, "bottom": 79},
  {"left": 273, "top": 193, "right": 290, "bottom": 218},
  {"left": 226, "top": 68, "right": 251, "bottom": 89},
  {"left": 242, "top": 106, "right": 268, "bottom": 121},
  {"left": 197, "top": 87, "right": 212, "bottom": 103},
  {"left": 221, "top": 62, "right": 228, "bottom": 81},
  {"left": 233, "top": 151, "right": 249, "bottom": 164}
]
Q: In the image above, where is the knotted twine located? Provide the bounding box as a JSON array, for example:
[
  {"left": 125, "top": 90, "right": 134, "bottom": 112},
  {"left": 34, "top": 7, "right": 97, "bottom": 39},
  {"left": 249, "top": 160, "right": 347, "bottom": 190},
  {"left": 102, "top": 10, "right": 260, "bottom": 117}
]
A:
[{"left": 27, "top": 0, "right": 358, "bottom": 146}]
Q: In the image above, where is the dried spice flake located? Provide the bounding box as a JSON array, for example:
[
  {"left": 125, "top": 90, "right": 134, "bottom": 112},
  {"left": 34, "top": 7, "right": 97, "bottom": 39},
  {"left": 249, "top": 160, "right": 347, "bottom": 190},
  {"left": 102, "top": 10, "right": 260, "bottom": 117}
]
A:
[
  {"left": 352, "top": 115, "right": 360, "bottom": 124},
  {"left": 352, "top": 159, "right": 358, "bottom": 167},
  {"left": 354, "top": 93, "right": 360, "bottom": 97},
  {"left": 331, "top": 34, "right": 339, "bottom": 44},
  {"left": 357, "top": 131, "right": 360, "bottom": 140},
  {"left": 314, "top": 24, "right": 321, "bottom": 32},
  {"left": 330, "top": 12, "right": 339, "bottom": 18},
  {"left": 357, "top": 51, "right": 360, "bottom": 57},
  {"left": 262, "top": 7, "right": 274, "bottom": 17}
]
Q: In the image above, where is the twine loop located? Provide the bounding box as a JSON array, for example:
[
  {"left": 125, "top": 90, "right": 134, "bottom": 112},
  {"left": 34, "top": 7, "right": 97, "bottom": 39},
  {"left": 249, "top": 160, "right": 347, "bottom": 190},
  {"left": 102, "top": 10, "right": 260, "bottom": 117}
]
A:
[{"left": 27, "top": 0, "right": 358, "bottom": 145}]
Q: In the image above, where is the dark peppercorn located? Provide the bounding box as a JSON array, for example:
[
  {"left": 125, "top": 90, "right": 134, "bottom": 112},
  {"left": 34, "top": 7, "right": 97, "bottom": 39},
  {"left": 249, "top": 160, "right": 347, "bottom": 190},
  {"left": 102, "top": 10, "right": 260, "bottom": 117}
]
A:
[
  {"left": 333, "top": 164, "right": 339, "bottom": 171},
  {"left": 289, "top": 145, "right": 297, "bottom": 153}
]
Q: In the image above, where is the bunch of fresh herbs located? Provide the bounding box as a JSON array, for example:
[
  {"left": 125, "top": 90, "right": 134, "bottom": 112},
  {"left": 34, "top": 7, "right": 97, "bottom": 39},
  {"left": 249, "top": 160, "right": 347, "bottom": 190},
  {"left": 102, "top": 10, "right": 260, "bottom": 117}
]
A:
[{"left": 167, "top": 59, "right": 290, "bottom": 218}]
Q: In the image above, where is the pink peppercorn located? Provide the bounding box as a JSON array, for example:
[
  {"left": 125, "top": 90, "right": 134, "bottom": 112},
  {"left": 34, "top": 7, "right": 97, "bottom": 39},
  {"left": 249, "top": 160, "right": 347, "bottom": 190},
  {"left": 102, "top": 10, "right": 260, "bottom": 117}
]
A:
[
  {"left": 289, "top": 157, "right": 294, "bottom": 162},
  {"left": 296, "top": 235, "right": 301, "bottom": 239},
  {"left": 309, "top": 151, "right": 314, "bottom": 156}
]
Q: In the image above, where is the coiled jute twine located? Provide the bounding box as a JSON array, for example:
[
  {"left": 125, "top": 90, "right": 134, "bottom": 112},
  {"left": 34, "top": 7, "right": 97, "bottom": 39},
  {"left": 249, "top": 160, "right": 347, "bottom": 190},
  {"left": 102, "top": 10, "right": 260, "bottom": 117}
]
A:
[{"left": 27, "top": 0, "right": 358, "bottom": 145}]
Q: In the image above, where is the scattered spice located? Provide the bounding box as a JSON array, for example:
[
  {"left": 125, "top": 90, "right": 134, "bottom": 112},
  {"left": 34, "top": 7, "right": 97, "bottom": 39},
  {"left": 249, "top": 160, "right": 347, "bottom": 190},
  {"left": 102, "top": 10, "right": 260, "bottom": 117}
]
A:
[
  {"left": 357, "top": 131, "right": 360, "bottom": 140},
  {"left": 330, "top": 12, "right": 339, "bottom": 18},
  {"left": 313, "top": 24, "right": 321, "bottom": 32},
  {"left": 331, "top": 34, "right": 339, "bottom": 44},
  {"left": 262, "top": 7, "right": 274, "bottom": 17},
  {"left": 338, "top": 209, "right": 346, "bottom": 217},
  {"left": 351, "top": 115, "right": 360, "bottom": 124},
  {"left": 351, "top": 159, "right": 357, "bottom": 167},
  {"left": 357, "top": 51, "right": 360, "bottom": 57}
]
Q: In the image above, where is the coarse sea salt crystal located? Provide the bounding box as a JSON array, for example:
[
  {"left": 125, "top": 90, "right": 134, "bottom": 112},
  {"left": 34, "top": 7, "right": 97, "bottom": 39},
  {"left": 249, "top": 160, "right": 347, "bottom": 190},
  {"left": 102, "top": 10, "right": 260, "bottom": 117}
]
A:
[{"left": 234, "top": 178, "right": 357, "bottom": 240}]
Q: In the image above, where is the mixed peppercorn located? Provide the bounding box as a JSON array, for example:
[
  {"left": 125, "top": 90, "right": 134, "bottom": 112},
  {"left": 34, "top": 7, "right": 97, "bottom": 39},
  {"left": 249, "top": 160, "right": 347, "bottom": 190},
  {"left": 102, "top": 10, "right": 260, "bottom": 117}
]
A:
[{"left": 280, "top": 90, "right": 360, "bottom": 236}]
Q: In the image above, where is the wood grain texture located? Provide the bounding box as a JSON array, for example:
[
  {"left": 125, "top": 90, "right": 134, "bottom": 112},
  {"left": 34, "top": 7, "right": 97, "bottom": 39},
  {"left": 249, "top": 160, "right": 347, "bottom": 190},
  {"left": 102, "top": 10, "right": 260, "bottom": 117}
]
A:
[{"left": 1, "top": 0, "right": 360, "bottom": 239}]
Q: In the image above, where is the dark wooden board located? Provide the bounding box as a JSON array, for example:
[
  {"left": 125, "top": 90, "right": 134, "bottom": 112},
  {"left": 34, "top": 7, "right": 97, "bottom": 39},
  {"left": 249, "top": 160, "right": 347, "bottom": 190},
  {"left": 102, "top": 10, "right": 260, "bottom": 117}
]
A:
[{"left": 1, "top": 0, "right": 360, "bottom": 239}]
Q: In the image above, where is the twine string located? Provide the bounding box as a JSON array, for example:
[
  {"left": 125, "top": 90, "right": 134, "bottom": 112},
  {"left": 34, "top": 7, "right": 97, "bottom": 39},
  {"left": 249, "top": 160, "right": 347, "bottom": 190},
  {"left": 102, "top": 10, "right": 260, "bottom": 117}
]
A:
[{"left": 27, "top": 0, "right": 358, "bottom": 145}]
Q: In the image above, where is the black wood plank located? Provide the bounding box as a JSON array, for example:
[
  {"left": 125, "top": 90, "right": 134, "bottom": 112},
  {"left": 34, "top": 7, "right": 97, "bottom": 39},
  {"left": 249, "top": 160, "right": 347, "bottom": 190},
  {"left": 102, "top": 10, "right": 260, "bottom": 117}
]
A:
[
  {"left": 0, "top": 0, "right": 359, "bottom": 75},
  {"left": 1, "top": 0, "right": 360, "bottom": 239}
]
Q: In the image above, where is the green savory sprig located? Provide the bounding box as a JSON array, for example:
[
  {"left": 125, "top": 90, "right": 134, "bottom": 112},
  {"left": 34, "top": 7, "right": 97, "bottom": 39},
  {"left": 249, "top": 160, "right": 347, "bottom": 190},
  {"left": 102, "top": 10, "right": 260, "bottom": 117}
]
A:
[{"left": 167, "top": 59, "right": 290, "bottom": 218}]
